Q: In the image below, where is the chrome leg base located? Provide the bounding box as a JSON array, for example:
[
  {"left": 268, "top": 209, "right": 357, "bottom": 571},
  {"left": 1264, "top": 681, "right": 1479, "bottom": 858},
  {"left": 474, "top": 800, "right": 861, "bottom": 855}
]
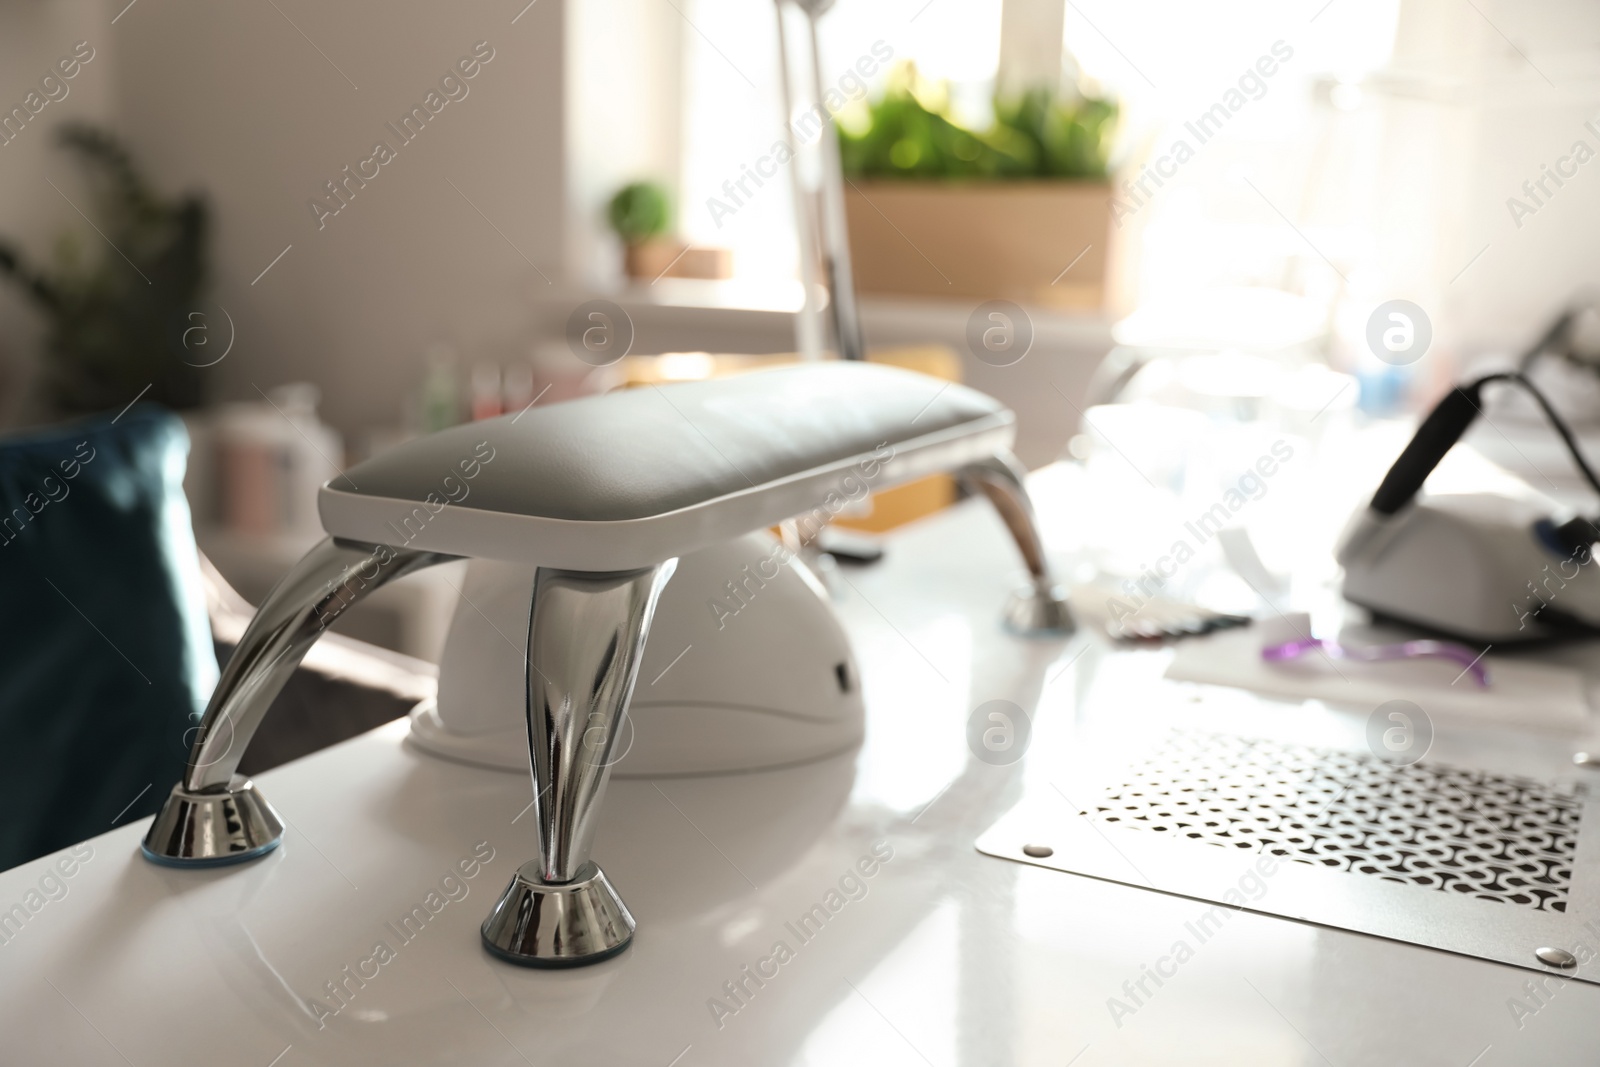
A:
[
  {"left": 480, "top": 860, "right": 636, "bottom": 968},
  {"left": 1004, "top": 581, "right": 1075, "bottom": 637},
  {"left": 140, "top": 776, "right": 285, "bottom": 867},
  {"left": 962, "top": 451, "right": 1074, "bottom": 637},
  {"left": 140, "top": 537, "right": 450, "bottom": 871}
]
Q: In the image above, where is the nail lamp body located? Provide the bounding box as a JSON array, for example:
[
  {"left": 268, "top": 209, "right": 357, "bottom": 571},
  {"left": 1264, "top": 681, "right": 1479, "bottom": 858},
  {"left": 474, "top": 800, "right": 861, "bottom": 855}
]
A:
[
  {"left": 412, "top": 531, "right": 865, "bottom": 776},
  {"left": 1337, "top": 493, "right": 1600, "bottom": 642}
]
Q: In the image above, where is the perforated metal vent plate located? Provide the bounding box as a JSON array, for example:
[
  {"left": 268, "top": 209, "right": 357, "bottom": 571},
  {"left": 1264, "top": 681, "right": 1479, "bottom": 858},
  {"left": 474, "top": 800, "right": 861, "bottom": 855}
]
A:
[
  {"left": 1097, "top": 732, "right": 1580, "bottom": 913},
  {"left": 978, "top": 730, "right": 1600, "bottom": 983}
]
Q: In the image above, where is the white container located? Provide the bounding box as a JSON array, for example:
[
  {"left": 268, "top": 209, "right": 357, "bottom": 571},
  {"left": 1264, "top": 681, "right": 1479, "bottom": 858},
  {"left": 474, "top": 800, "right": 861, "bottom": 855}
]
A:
[{"left": 208, "top": 383, "right": 342, "bottom": 539}]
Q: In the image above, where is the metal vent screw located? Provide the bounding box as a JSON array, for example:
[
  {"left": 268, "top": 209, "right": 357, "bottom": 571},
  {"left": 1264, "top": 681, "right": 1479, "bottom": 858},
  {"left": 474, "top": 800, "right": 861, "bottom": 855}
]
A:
[{"left": 1535, "top": 946, "right": 1578, "bottom": 969}]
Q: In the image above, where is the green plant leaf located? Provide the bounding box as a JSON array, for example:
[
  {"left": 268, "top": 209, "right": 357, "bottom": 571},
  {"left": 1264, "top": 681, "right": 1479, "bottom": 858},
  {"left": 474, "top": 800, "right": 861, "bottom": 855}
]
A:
[
  {"left": 841, "top": 61, "right": 1117, "bottom": 183},
  {"left": 0, "top": 123, "right": 210, "bottom": 414},
  {"left": 607, "top": 181, "right": 672, "bottom": 244}
]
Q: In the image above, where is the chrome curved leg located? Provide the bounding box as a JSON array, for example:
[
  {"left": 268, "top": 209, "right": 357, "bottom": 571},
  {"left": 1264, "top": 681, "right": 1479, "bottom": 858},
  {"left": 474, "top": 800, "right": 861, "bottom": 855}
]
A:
[
  {"left": 482, "top": 561, "right": 676, "bottom": 967},
  {"left": 962, "top": 450, "right": 1075, "bottom": 636},
  {"left": 142, "top": 537, "right": 454, "bottom": 866}
]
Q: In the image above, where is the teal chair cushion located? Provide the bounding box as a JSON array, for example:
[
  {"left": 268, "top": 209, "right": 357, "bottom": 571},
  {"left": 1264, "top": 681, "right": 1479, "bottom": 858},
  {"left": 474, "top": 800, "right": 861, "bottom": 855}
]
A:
[{"left": 0, "top": 406, "right": 217, "bottom": 871}]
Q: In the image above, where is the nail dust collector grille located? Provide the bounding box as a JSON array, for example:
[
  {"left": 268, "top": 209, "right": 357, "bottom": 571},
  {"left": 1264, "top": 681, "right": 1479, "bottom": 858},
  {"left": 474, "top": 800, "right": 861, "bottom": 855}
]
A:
[
  {"left": 977, "top": 730, "right": 1600, "bottom": 983},
  {"left": 1096, "top": 733, "right": 1579, "bottom": 913}
]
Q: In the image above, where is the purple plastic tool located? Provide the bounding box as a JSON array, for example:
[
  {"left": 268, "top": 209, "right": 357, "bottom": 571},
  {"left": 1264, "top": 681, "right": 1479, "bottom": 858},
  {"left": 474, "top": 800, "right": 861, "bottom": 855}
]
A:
[{"left": 1261, "top": 637, "right": 1490, "bottom": 688}]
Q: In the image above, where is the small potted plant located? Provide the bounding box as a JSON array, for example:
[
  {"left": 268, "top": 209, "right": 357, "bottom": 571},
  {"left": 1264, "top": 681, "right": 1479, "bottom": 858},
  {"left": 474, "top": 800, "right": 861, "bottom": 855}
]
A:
[
  {"left": 838, "top": 62, "right": 1117, "bottom": 309},
  {"left": 608, "top": 180, "right": 731, "bottom": 281}
]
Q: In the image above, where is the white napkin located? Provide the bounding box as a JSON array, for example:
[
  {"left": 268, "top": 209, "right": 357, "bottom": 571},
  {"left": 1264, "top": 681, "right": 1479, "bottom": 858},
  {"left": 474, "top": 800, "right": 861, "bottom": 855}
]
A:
[{"left": 1164, "top": 625, "right": 1591, "bottom": 733}]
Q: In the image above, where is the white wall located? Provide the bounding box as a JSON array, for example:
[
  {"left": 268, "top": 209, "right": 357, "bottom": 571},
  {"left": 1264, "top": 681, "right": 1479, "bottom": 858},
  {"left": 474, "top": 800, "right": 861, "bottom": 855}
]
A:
[
  {"left": 0, "top": 0, "right": 116, "bottom": 426},
  {"left": 1377, "top": 0, "right": 1600, "bottom": 359},
  {"left": 1, "top": 0, "right": 566, "bottom": 439}
]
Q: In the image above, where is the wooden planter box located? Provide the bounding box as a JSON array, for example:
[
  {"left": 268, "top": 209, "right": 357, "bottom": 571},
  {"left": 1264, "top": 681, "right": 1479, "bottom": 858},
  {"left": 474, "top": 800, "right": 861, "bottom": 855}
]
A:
[
  {"left": 622, "top": 240, "right": 732, "bottom": 281},
  {"left": 843, "top": 180, "right": 1112, "bottom": 309}
]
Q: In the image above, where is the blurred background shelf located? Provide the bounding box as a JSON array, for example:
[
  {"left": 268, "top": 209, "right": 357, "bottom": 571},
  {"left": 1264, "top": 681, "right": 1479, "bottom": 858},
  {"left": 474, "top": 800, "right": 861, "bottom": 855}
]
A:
[{"left": 527, "top": 282, "right": 1113, "bottom": 470}]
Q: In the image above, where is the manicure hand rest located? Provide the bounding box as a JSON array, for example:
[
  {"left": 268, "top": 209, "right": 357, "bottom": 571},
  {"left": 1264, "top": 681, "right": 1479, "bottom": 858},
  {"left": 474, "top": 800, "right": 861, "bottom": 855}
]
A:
[{"left": 142, "top": 361, "right": 1072, "bottom": 967}]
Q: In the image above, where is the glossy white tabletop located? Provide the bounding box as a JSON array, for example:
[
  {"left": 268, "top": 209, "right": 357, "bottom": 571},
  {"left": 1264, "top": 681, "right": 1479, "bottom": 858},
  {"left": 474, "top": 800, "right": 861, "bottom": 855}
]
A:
[{"left": 6, "top": 462, "right": 1600, "bottom": 1067}]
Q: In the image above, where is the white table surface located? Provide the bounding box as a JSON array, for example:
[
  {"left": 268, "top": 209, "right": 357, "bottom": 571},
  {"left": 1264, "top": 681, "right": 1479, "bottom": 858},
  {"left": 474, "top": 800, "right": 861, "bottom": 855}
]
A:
[{"left": 6, "top": 462, "right": 1600, "bottom": 1067}]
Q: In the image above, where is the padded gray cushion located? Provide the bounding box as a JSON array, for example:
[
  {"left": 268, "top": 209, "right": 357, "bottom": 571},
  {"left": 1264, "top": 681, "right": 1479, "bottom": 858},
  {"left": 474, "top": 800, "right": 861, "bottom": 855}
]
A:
[{"left": 340, "top": 362, "right": 1005, "bottom": 522}]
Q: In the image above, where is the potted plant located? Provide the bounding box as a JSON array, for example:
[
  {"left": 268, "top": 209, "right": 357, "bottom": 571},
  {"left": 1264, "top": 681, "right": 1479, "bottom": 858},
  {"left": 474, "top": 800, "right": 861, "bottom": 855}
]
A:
[
  {"left": 0, "top": 123, "right": 210, "bottom": 416},
  {"left": 838, "top": 63, "right": 1117, "bottom": 309},
  {"left": 608, "top": 180, "right": 731, "bottom": 282}
]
